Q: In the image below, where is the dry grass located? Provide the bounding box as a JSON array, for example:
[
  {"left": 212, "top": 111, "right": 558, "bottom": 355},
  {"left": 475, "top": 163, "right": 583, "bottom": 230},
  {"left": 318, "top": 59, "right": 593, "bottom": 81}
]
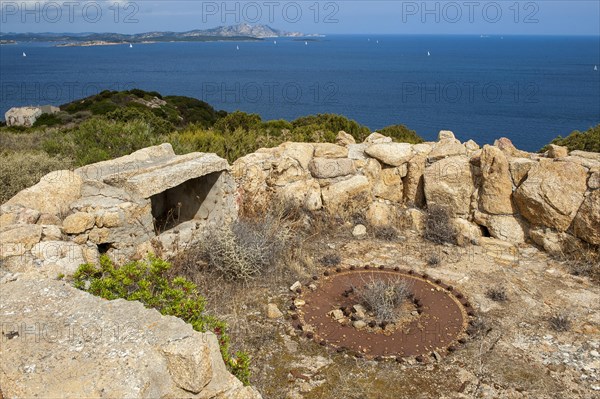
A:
[
  {"left": 427, "top": 253, "right": 441, "bottom": 267},
  {"left": 0, "top": 151, "right": 73, "bottom": 203},
  {"left": 355, "top": 276, "right": 412, "bottom": 323},
  {"left": 485, "top": 286, "right": 508, "bottom": 302},
  {"left": 561, "top": 249, "right": 600, "bottom": 284},
  {"left": 373, "top": 226, "right": 399, "bottom": 241},
  {"left": 319, "top": 253, "right": 341, "bottom": 267},
  {"left": 548, "top": 313, "right": 571, "bottom": 332},
  {"left": 423, "top": 205, "right": 457, "bottom": 245},
  {"left": 202, "top": 214, "right": 294, "bottom": 282}
]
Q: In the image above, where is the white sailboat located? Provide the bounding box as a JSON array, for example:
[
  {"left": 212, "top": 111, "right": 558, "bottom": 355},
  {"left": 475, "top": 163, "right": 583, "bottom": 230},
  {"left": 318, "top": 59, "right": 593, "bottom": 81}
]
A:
[
  {"left": 129, "top": 43, "right": 133, "bottom": 48},
  {"left": 236, "top": 45, "right": 240, "bottom": 50},
  {"left": 595, "top": 65, "right": 598, "bottom": 71},
  {"left": 376, "top": 40, "right": 379, "bottom": 44},
  {"left": 427, "top": 51, "right": 431, "bottom": 56},
  {"left": 22, "top": 52, "right": 26, "bottom": 57},
  {"left": 304, "top": 41, "right": 308, "bottom": 45},
  {"left": 273, "top": 40, "right": 277, "bottom": 45}
]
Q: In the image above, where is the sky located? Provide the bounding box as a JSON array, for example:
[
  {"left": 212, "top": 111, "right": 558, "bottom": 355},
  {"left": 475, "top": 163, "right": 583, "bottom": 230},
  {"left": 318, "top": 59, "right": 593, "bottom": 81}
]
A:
[{"left": 0, "top": 0, "right": 599, "bottom": 36}]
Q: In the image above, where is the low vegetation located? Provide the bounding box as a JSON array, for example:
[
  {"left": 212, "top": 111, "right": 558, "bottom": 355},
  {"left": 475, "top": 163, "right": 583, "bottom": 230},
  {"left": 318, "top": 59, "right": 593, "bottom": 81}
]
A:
[
  {"left": 203, "top": 214, "right": 295, "bottom": 282},
  {"left": 356, "top": 277, "right": 412, "bottom": 323},
  {"left": 0, "top": 151, "right": 73, "bottom": 203},
  {"left": 542, "top": 124, "right": 600, "bottom": 153},
  {"left": 319, "top": 253, "right": 342, "bottom": 267},
  {"left": 548, "top": 313, "right": 572, "bottom": 332},
  {"left": 0, "top": 89, "right": 427, "bottom": 201},
  {"left": 423, "top": 205, "right": 457, "bottom": 245},
  {"left": 373, "top": 226, "right": 399, "bottom": 241},
  {"left": 485, "top": 286, "right": 508, "bottom": 302},
  {"left": 72, "top": 254, "right": 251, "bottom": 384},
  {"left": 427, "top": 253, "right": 441, "bottom": 267}
]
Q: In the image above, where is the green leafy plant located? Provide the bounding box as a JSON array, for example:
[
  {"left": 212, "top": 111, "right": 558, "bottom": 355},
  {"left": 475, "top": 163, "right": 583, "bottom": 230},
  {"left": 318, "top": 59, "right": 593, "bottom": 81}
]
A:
[
  {"left": 541, "top": 124, "right": 600, "bottom": 153},
  {"left": 377, "top": 124, "right": 424, "bottom": 144},
  {"left": 72, "top": 254, "right": 251, "bottom": 385}
]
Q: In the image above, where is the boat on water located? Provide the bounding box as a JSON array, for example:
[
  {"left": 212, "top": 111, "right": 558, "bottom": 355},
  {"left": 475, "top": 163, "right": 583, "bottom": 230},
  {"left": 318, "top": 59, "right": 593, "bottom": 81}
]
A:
[{"left": 22, "top": 52, "right": 26, "bottom": 57}]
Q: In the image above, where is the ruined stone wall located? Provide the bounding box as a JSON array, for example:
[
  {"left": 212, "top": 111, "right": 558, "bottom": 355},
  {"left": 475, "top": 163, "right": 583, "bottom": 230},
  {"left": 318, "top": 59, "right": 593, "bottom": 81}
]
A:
[
  {"left": 0, "top": 143, "right": 238, "bottom": 277},
  {"left": 233, "top": 131, "right": 599, "bottom": 254}
]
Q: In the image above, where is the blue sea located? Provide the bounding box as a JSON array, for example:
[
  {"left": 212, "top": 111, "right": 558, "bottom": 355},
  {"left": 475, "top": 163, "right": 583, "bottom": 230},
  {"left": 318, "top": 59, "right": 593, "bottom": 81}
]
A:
[{"left": 1, "top": 35, "right": 599, "bottom": 151}]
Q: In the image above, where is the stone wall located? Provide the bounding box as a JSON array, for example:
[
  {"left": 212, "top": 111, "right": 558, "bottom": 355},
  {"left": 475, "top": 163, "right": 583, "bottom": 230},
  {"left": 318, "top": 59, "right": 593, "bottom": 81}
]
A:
[
  {"left": 0, "top": 143, "right": 238, "bottom": 276},
  {"left": 233, "top": 131, "right": 599, "bottom": 253}
]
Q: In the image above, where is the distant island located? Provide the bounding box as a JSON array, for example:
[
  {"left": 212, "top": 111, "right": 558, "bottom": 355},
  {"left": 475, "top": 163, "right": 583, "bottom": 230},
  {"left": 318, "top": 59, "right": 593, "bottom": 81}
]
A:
[{"left": 0, "top": 23, "right": 322, "bottom": 46}]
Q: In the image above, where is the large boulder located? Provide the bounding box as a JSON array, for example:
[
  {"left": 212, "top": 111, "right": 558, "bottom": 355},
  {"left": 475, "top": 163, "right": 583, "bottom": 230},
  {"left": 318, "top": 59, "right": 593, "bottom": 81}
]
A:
[
  {"left": 364, "top": 132, "right": 392, "bottom": 144},
  {"left": 313, "top": 143, "right": 348, "bottom": 158},
  {"left": 403, "top": 154, "right": 427, "bottom": 207},
  {"left": 514, "top": 160, "right": 588, "bottom": 231},
  {"left": 493, "top": 137, "right": 531, "bottom": 158},
  {"left": 423, "top": 156, "right": 475, "bottom": 217},
  {"left": 573, "top": 190, "right": 600, "bottom": 245},
  {"left": 62, "top": 211, "right": 96, "bottom": 234},
  {"left": 279, "top": 142, "right": 314, "bottom": 170},
  {"left": 321, "top": 175, "right": 371, "bottom": 210},
  {"left": 278, "top": 179, "right": 323, "bottom": 211},
  {"left": 427, "top": 139, "right": 466, "bottom": 162},
  {"left": 373, "top": 166, "right": 405, "bottom": 203},
  {"left": 0, "top": 278, "right": 261, "bottom": 399},
  {"left": 474, "top": 211, "right": 527, "bottom": 243},
  {"left": 364, "top": 143, "right": 413, "bottom": 167},
  {"left": 0, "top": 224, "right": 43, "bottom": 257},
  {"left": 508, "top": 157, "right": 536, "bottom": 187},
  {"left": 547, "top": 144, "right": 568, "bottom": 158},
  {"left": 452, "top": 218, "right": 483, "bottom": 246},
  {"left": 479, "top": 145, "right": 514, "bottom": 215},
  {"left": 347, "top": 144, "right": 369, "bottom": 160},
  {"left": 529, "top": 227, "right": 582, "bottom": 256},
  {"left": 335, "top": 131, "right": 356, "bottom": 146},
  {"left": 5, "top": 170, "right": 83, "bottom": 216},
  {"left": 308, "top": 158, "right": 355, "bottom": 179},
  {"left": 366, "top": 201, "right": 396, "bottom": 227}
]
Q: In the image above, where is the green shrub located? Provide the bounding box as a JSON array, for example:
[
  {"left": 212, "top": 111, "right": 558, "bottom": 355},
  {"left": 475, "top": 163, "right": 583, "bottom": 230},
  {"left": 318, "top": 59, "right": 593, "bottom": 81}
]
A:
[
  {"left": 164, "top": 95, "right": 222, "bottom": 127},
  {"left": 0, "top": 151, "right": 73, "bottom": 203},
  {"left": 377, "top": 124, "right": 424, "bottom": 144},
  {"left": 106, "top": 107, "right": 176, "bottom": 136},
  {"left": 44, "top": 117, "right": 162, "bottom": 166},
  {"left": 32, "top": 113, "right": 63, "bottom": 128},
  {"left": 291, "top": 113, "right": 370, "bottom": 141},
  {"left": 213, "top": 111, "right": 262, "bottom": 133},
  {"left": 542, "top": 124, "right": 600, "bottom": 153},
  {"left": 73, "top": 255, "right": 251, "bottom": 384}
]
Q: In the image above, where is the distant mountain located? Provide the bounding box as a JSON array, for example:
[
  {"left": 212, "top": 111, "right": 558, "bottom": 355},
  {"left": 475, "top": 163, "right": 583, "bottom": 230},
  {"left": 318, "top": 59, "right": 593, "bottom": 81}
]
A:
[{"left": 0, "top": 24, "right": 319, "bottom": 44}]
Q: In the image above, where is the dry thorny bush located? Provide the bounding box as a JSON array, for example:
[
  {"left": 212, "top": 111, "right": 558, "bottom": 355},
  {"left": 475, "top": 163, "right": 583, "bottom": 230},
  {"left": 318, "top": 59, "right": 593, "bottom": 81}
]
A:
[
  {"left": 557, "top": 240, "right": 600, "bottom": 284},
  {"left": 355, "top": 276, "right": 413, "bottom": 323},
  {"left": 423, "top": 204, "right": 458, "bottom": 245}
]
